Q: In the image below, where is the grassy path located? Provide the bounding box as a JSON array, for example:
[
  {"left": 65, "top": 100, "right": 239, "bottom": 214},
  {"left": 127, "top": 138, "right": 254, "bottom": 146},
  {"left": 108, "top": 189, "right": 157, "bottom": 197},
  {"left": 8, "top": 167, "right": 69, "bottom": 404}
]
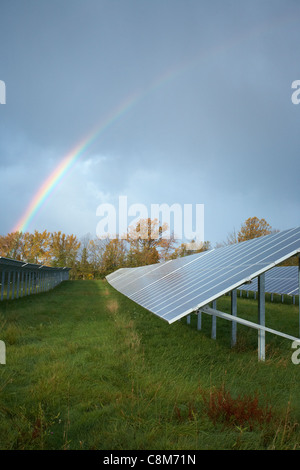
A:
[{"left": 0, "top": 280, "right": 299, "bottom": 450}]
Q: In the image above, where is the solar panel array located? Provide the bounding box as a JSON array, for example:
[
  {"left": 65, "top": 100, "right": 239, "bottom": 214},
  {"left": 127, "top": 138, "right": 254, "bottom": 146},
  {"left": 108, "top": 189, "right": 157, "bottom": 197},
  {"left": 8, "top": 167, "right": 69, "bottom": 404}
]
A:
[
  {"left": 106, "top": 227, "right": 300, "bottom": 324},
  {"left": 239, "top": 265, "right": 299, "bottom": 296},
  {"left": 0, "top": 256, "right": 71, "bottom": 273}
]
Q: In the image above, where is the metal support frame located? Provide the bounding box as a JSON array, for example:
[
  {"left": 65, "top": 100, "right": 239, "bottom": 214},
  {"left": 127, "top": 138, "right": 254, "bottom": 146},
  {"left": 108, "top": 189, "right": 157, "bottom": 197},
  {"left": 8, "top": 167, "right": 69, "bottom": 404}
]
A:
[
  {"left": 299, "top": 255, "right": 300, "bottom": 338},
  {"left": 231, "top": 289, "right": 237, "bottom": 347},
  {"left": 258, "top": 273, "right": 266, "bottom": 361},
  {"left": 211, "top": 300, "right": 217, "bottom": 339},
  {"left": 197, "top": 266, "right": 300, "bottom": 361},
  {"left": 7, "top": 271, "right": 11, "bottom": 300},
  {"left": 1, "top": 270, "right": 5, "bottom": 301},
  {"left": 200, "top": 305, "right": 299, "bottom": 343},
  {"left": 16, "top": 272, "right": 19, "bottom": 298},
  {"left": 197, "top": 310, "right": 202, "bottom": 330},
  {"left": 11, "top": 271, "right": 16, "bottom": 300},
  {"left": 0, "top": 258, "right": 70, "bottom": 302}
]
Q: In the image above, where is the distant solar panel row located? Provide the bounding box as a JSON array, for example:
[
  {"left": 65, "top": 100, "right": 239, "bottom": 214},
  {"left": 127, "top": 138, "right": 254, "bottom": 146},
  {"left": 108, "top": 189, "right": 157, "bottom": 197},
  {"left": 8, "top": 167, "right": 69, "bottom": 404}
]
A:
[
  {"left": 106, "top": 227, "right": 300, "bottom": 324},
  {"left": 0, "top": 257, "right": 70, "bottom": 272},
  {"left": 239, "top": 266, "right": 299, "bottom": 296}
]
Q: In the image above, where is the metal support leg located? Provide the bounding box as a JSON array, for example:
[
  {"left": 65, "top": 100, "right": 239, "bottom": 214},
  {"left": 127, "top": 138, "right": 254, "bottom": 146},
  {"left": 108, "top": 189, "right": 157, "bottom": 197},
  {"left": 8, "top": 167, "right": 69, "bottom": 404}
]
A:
[
  {"left": 1, "top": 270, "right": 5, "bottom": 301},
  {"left": 197, "top": 311, "right": 202, "bottom": 330},
  {"left": 298, "top": 256, "right": 300, "bottom": 338},
  {"left": 16, "top": 271, "right": 20, "bottom": 299},
  {"left": 11, "top": 271, "right": 16, "bottom": 300},
  {"left": 231, "top": 289, "right": 237, "bottom": 347},
  {"left": 28, "top": 271, "right": 31, "bottom": 295},
  {"left": 21, "top": 271, "right": 24, "bottom": 297},
  {"left": 187, "top": 315, "right": 191, "bottom": 325},
  {"left": 7, "top": 271, "right": 11, "bottom": 299},
  {"left": 211, "top": 300, "right": 217, "bottom": 339},
  {"left": 258, "top": 273, "right": 266, "bottom": 361}
]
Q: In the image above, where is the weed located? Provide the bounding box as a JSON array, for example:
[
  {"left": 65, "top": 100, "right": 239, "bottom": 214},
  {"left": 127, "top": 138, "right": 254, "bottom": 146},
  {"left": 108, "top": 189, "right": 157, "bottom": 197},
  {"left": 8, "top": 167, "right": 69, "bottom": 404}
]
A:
[
  {"left": 200, "top": 384, "right": 272, "bottom": 430},
  {"left": 173, "top": 402, "right": 197, "bottom": 422},
  {"left": 269, "top": 402, "right": 299, "bottom": 449}
]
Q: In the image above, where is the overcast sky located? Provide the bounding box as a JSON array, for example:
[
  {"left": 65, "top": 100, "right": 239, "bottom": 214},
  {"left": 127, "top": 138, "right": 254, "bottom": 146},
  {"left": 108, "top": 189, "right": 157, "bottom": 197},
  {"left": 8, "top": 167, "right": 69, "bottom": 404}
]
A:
[{"left": 1, "top": 0, "right": 300, "bottom": 247}]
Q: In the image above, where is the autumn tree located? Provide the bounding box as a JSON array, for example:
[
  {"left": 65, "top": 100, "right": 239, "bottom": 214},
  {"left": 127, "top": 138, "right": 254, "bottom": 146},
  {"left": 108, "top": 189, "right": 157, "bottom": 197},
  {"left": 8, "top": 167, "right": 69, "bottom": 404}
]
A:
[
  {"left": 237, "top": 217, "right": 272, "bottom": 242},
  {"left": 158, "top": 232, "right": 177, "bottom": 261},
  {"left": 0, "top": 231, "right": 52, "bottom": 263},
  {"left": 126, "top": 218, "right": 174, "bottom": 267},
  {"left": 50, "top": 231, "right": 81, "bottom": 268},
  {"left": 0, "top": 232, "right": 24, "bottom": 259},
  {"left": 169, "top": 240, "right": 211, "bottom": 259},
  {"left": 101, "top": 238, "right": 127, "bottom": 275},
  {"left": 88, "top": 237, "right": 108, "bottom": 277},
  {"left": 225, "top": 228, "right": 238, "bottom": 246},
  {"left": 22, "top": 230, "right": 52, "bottom": 264},
  {"left": 75, "top": 234, "right": 94, "bottom": 279}
]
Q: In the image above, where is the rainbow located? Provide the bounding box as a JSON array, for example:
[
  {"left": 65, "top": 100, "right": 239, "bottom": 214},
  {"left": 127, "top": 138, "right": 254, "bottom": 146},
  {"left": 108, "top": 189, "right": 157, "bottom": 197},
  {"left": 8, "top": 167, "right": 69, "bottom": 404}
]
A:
[
  {"left": 12, "top": 12, "right": 294, "bottom": 233},
  {"left": 12, "top": 91, "right": 141, "bottom": 233},
  {"left": 12, "top": 64, "right": 186, "bottom": 234}
]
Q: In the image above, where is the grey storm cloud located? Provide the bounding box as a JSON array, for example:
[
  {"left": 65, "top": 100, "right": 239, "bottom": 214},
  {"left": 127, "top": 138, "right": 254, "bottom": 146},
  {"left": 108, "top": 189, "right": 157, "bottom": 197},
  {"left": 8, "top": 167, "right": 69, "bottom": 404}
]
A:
[{"left": 0, "top": 0, "right": 300, "bottom": 244}]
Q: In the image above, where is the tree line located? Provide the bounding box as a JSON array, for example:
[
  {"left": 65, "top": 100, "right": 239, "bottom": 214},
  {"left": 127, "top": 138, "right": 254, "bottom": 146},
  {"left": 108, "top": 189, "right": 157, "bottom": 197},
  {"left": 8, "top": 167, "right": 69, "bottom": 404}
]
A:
[{"left": 0, "top": 216, "right": 297, "bottom": 279}]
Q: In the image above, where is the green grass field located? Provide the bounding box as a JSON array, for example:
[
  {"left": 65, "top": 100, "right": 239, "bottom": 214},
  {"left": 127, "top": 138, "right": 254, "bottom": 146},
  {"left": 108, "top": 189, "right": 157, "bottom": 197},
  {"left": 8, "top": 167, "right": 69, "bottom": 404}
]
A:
[{"left": 0, "top": 280, "right": 299, "bottom": 450}]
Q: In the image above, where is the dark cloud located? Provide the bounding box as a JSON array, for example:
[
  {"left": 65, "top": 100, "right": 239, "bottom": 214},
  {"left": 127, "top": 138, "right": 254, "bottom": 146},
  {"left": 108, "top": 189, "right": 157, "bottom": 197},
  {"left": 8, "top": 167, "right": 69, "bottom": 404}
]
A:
[{"left": 0, "top": 0, "right": 300, "bottom": 244}]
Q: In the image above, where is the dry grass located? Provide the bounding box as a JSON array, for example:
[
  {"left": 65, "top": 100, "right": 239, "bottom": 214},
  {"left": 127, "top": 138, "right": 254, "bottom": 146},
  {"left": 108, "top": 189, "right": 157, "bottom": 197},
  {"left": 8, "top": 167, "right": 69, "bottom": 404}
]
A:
[{"left": 106, "top": 299, "right": 119, "bottom": 313}]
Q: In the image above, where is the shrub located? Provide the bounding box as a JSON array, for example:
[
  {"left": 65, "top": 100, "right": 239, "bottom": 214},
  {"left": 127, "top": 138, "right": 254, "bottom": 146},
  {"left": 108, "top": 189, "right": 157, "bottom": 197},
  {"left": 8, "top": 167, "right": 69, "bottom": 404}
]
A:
[{"left": 200, "top": 385, "right": 272, "bottom": 430}]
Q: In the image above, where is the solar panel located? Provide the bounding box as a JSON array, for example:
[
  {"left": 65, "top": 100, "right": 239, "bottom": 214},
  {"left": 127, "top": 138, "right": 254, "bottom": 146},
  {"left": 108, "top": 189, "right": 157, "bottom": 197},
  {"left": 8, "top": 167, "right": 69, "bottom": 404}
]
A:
[
  {"left": 239, "top": 266, "right": 299, "bottom": 296},
  {"left": 106, "top": 227, "right": 300, "bottom": 324},
  {"left": 0, "top": 257, "right": 71, "bottom": 272}
]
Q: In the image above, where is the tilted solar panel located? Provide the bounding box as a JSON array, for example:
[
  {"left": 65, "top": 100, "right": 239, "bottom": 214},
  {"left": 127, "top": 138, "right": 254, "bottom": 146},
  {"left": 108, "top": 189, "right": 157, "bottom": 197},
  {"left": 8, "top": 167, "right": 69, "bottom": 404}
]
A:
[
  {"left": 106, "top": 227, "right": 300, "bottom": 324},
  {"left": 239, "top": 265, "right": 299, "bottom": 296}
]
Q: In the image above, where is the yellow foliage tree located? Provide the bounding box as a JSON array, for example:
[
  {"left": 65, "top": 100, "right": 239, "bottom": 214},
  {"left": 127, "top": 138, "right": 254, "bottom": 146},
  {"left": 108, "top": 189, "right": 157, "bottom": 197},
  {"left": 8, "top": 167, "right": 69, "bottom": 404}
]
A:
[
  {"left": 169, "top": 240, "right": 211, "bottom": 259},
  {"left": 126, "top": 218, "right": 174, "bottom": 267},
  {"left": 0, "top": 230, "right": 81, "bottom": 270},
  {"left": 50, "top": 231, "right": 81, "bottom": 267},
  {"left": 22, "top": 230, "right": 52, "bottom": 264},
  {"left": 101, "top": 239, "right": 127, "bottom": 275},
  {"left": 237, "top": 217, "right": 272, "bottom": 243},
  {"left": 0, "top": 232, "right": 24, "bottom": 259}
]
